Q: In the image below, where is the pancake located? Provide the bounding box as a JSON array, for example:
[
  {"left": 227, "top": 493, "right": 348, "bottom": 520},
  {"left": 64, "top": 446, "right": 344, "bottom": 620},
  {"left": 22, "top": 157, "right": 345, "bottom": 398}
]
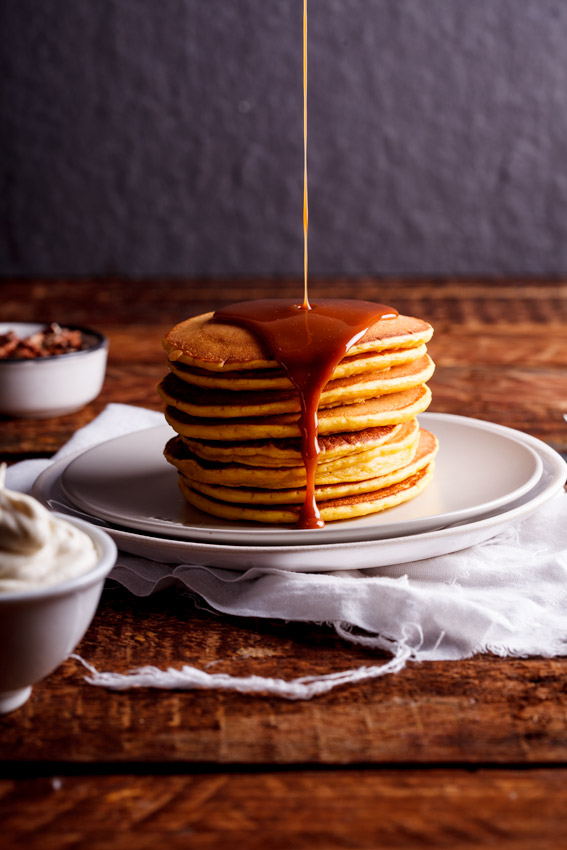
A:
[
  {"left": 164, "top": 419, "right": 422, "bottom": 488},
  {"left": 164, "top": 312, "right": 433, "bottom": 372},
  {"left": 179, "top": 423, "right": 404, "bottom": 467},
  {"left": 186, "top": 428, "right": 437, "bottom": 505},
  {"left": 158, "top": 355, "right": 435, "bottom": 419},
  {"left": 163, "top": 384, "right": 432, "bottom": 441},
  {"left": 159, "top": 303, "right": 436, "bottom": 526},
  {"left": 169, "top": 343, "right": 429, "bottom": 390},
  {"left": 178, "top": 463, "right": 436, "bottom": 523}
]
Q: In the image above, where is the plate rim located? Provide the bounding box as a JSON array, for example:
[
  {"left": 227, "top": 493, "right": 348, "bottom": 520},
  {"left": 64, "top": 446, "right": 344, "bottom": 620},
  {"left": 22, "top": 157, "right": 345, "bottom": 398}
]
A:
[
  {"left": 31, "top": 435, "right": 565, "bottom": 572},
  {"left": 31, "top": 413, "right": 566, "bottom": 558},
  {"left": 57, "top": 412, "right": 545, "bottom": 545}
]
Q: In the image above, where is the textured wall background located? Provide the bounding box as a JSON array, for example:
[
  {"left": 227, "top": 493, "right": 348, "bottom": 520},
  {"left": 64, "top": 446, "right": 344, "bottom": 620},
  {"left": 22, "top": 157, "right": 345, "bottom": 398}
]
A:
[{"left": 2, "top": 0, "right": 567, "bottom": 278}]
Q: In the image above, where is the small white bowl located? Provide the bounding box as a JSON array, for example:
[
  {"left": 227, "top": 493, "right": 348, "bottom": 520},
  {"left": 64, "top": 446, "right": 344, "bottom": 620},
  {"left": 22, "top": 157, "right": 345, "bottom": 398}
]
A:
[
  {"left": 0, "top": 514, "right": 117, "bottom": 714},
  {"left": 0, "top": 322, "right": 108, "bottom": 418}
]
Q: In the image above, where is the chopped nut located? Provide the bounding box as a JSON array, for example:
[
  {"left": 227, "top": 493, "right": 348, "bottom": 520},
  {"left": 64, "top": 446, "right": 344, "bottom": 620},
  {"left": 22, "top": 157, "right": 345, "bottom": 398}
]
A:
[{"left": 0, "top": 324, "right": 87, "bottom": 359}]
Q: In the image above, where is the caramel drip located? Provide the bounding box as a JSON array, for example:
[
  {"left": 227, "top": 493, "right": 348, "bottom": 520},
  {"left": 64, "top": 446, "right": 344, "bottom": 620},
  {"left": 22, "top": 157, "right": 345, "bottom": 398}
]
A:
[
  {"left": 212, "top": 6, "right": 398, "bottom": 528},
  {"left": 302, "top": 0, "right": 309, "bottom": 311},
  {"left": 214, "top": 299, "right": 398, "bottom": 528}
]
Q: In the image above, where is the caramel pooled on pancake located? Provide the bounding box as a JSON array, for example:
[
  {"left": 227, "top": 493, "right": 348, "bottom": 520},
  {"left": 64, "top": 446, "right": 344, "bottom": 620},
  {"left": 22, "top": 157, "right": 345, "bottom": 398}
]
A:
[{"left": 159, "top": 302, "right": 437, "bottom": 526}]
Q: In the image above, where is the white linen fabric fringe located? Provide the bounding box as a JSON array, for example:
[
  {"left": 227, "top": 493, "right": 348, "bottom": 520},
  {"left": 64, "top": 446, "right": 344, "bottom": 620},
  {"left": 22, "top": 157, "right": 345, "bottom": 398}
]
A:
[
  {"left": 7, "top": 404, "right": 567, "bottom": 700},
  {"left": 70, "top": 647, "right": 413, "bottom": 700}
]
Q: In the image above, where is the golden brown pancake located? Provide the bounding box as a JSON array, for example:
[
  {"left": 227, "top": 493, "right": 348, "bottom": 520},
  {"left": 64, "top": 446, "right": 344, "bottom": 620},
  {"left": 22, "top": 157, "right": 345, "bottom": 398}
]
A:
[
  {"left": 164, "top": 312, "right": 433, "bottom": 372},
  {"left": 169, "top": 343, "right": 429, "bottom": 390},
  {"left": 180, "top": 423, "right": 403, "bottom": 467},
  {"left": 179, "top": 428, "right": 438, "bottom": 506},
  {"left": 159, "top": 305, "right": 436, "bottom": 525},
  {"left": 164, "top": 419, "right": 423, "bottom": 488},
  {"left": 178, "top": 463, "right": 436, "bottom": 523},
  {"left": 163, "top": 384, "right": 432, "bottom": 441},
  {"left": 158, "top": 355, "right": 435, "bottom": 419}
]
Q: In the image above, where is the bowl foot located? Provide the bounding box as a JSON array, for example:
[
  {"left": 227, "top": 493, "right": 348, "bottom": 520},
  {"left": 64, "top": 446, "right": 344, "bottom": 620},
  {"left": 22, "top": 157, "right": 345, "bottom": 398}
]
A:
[{"left": 0, "top": 686, "right": 32, "bottom": 714}]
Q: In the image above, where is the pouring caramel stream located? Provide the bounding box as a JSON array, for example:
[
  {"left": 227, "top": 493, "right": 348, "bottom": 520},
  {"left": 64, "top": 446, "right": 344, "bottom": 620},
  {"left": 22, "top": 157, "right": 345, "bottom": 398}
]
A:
[
  {"left": 214, "top": 2, "right": 397, "bottom": 528},
  {"left": 302, "top": 0, "right": 309, "bottom": 310}
]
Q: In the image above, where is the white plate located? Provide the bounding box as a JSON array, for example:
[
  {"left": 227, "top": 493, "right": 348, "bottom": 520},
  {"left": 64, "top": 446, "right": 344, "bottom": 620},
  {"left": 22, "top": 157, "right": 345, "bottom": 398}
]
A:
[
  {"left": 58, "top": 414, "right": 543, "bottom": 545},
  {"left": 32, "top": 428, "right": 565, "bottom": 571}
]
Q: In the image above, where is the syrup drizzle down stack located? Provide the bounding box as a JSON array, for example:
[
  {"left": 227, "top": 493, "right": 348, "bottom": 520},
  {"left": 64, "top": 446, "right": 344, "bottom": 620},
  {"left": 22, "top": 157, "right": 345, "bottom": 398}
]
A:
[
  {"left": 215, "top": 300, "right": 398, "bottom": 528},
  {"left": 160, "top": 0, "right": 437, "bottom": 528},
  {"left": 214, "top": 1, "right": 398, "bottom": 527},
  {"left": 302, "top": 0, "right": 309, "bottom": 311}
]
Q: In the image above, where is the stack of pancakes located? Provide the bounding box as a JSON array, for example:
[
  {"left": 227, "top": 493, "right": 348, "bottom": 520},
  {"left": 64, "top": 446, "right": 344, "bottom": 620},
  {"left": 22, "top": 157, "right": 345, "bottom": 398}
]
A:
[{"left": 158, "top": 309, "right": 438, "bottom": 525}]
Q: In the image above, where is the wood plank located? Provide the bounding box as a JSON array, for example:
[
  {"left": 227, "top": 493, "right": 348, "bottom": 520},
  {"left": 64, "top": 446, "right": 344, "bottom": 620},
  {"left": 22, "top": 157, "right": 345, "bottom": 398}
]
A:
[
  {"left": 3, "top": 283, "right": 567, "bottom": 457},
  {"left": 2, "top": 278, "right": 567, "bottom": 324},
  {"left": 429, "top": 365, "right": 567, "bottom": 449},
  {"left": 1, "top": 768, "right": 567, "bottom": 850},
  {"left": 429, "top": 325, "right": 567, "bottom": 368},
  {"left": 2, "top": 588, "right": 567, "bottom": 765},
  {"left": 2, "top": 275, "right": 566, "bottom": 850}
]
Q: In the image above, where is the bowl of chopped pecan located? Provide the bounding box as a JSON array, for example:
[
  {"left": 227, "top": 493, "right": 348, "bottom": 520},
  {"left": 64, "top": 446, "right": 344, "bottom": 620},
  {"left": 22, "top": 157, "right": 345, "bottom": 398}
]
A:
[{"left": 0, "top": 323, "right": 108, "bottom": 418}]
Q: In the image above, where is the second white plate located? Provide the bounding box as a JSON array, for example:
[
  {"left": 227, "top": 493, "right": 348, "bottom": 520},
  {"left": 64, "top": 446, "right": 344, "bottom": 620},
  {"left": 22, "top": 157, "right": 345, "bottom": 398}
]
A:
[
  {"left": 33, "top": 429, "right": 565, "bottom": 571},
  {"left": 59, "top": 413, "right": 543, "bottom": 546}
]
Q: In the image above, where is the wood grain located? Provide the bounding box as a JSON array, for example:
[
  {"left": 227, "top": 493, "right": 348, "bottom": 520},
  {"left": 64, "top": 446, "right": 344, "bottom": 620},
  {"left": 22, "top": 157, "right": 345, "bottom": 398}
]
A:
[
  {"left": 2, "top": 279, "right": 567, "bottom": 457},
  {"left": 2, "top": 588, "right": 567, "bottom": 765},
  {"left": 1, "top": 769, "right": 567, "bottom": 850},
  {"left": 2, "top": 279, "right": 567, "bottom": 848},
  {"left": 2, "top": 278, "right": 567, "bottom": 325}
]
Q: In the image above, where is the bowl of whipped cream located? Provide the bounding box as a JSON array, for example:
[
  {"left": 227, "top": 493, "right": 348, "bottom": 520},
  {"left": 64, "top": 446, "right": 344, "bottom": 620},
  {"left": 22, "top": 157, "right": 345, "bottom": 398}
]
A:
[{"left": 0, "top": 466, "right": 117, "bottom": 713}]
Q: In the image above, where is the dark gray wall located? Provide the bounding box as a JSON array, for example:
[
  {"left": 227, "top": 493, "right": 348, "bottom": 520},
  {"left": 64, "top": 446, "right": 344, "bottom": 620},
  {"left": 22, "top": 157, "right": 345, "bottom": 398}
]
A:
[{"left": 2, "top": 0, "right": 567, "bottom": 278}]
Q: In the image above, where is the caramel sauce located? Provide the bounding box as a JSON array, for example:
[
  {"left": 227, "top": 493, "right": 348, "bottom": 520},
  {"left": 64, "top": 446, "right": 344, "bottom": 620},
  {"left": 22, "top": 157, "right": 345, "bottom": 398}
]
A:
[
  {"left": 214, "top": 299, "right": 397, "bottom": 528},
  {"left": 213, "top": 1, "right": 398, "bottom": 528},
  {"left": 302, "top": 0, "right": 309, "bottom": 311}
]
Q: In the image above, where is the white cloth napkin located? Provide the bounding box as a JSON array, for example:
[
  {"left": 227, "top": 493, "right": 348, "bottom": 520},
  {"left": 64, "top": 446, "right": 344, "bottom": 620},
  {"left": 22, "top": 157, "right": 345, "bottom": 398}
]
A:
[{"left": 7, "top": 404, "right": 567, "bottom": 700}]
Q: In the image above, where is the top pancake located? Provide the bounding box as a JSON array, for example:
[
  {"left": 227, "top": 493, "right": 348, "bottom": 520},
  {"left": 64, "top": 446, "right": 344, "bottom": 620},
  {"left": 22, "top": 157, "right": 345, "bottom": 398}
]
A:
[{"left": 163, "top": 311, "right": 433, "bottom": 372}]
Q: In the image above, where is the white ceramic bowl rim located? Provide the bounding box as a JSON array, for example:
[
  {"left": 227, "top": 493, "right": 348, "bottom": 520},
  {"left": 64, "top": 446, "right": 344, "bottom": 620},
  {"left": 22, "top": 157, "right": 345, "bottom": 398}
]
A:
[
  {"left": 0, "top": 324, "right": 108, "bottom": 364},
  {"left": 0, "top": 513, "right": 117, "bottom": 603}
]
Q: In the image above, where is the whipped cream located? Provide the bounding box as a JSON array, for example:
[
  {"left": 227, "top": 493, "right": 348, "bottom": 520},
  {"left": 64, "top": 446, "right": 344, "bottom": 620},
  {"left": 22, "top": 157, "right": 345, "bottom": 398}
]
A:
[{"left": 0, "top": 465, "right": 98, "bottom": 592}]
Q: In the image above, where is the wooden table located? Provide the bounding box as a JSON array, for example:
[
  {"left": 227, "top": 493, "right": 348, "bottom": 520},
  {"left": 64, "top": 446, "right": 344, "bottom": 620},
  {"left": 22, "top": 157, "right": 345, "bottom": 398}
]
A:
[{"left": 1, "top": 278, "right": 567, "bottom": 849}]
